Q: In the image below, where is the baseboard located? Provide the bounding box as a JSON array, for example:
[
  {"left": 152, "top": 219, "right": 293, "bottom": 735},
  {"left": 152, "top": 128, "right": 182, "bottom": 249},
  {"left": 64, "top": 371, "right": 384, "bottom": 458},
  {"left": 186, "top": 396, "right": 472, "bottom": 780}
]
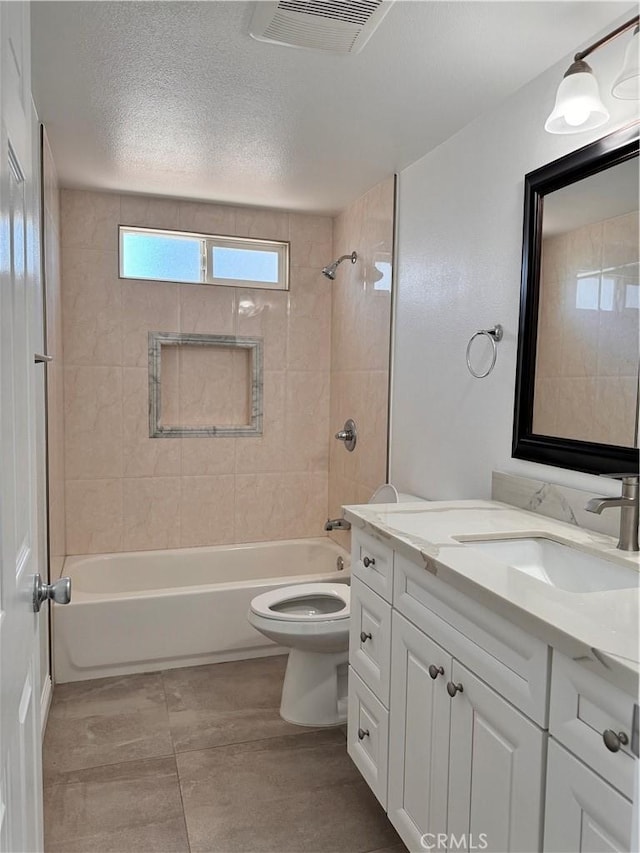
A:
[{"left": 40, "top": 675, "right": 52, "bottom": 739}]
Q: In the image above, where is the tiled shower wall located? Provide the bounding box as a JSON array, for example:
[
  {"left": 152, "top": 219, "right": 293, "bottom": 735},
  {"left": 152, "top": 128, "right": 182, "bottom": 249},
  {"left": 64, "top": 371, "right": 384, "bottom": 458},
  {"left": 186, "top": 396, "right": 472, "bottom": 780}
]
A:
[
  {"left": 43, "top": 130, "right": 65, "bottom": 575},
  {"left": 61, "top": 190, "right": 333, "bottom": 553},
  {"left": 534, "top": 211, "right": 639, "bottom": 446},
  {"left": 327, "top": 177, "right": 395, "bottom": 547}
]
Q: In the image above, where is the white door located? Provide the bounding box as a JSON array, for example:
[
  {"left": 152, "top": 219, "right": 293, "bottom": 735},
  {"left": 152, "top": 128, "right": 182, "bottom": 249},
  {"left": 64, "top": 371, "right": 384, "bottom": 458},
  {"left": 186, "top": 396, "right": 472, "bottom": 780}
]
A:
[
  {"left": 387, "top": 612, "right": 451, "bottom": 852},
  {"left": 447, "top": 660, "right": 545, "bottom": 853},
  {"left": 0, "top": 2, "right": 45, "bottom": 850},
  {"left": 544, "top": 740, "right": 632, "bottom": 853}
]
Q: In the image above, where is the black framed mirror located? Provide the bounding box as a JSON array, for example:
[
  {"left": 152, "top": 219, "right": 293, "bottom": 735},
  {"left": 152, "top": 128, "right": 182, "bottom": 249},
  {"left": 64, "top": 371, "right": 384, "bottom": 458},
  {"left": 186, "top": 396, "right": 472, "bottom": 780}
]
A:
[{"left": 513, "top": 123, "right": 639, "bottom": 475}]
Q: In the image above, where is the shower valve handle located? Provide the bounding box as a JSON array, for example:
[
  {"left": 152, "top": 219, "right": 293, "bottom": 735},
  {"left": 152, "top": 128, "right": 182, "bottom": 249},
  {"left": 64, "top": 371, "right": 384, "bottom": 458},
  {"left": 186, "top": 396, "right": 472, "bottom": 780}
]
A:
[{"left": 335, "top": 419, "right": 357, "bottom": 452}]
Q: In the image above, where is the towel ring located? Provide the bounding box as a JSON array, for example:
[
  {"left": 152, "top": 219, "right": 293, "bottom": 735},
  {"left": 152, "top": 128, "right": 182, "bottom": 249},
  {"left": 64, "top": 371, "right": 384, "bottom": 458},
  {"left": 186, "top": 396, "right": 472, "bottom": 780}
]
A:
[{"left": 466, "top": 325, "right": 503, "bottom": 379}]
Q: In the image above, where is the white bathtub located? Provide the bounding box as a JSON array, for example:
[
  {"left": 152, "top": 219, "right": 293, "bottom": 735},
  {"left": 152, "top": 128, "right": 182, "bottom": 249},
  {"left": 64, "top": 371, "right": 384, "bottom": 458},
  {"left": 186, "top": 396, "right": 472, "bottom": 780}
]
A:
[{"left": 54, "top": 537, "right": 350, "bottom": 683}]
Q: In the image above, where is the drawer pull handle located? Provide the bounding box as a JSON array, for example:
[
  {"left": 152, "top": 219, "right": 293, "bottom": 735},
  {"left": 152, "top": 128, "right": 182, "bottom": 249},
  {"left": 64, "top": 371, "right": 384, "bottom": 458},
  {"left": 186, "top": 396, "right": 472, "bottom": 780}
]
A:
[
  {"left": 446, "top": 681, "right": 464, "bottom": 698},
  {"left": 360, "top": 631, "right": 372, "bottom": 643},
  {"left": 363, "top": 556, "right": 375, "bottom": 568},
  {"left": 358, "top": 728, "right": 370, "bottom": 740},
  {"left": 603, "top": 729, "right": 629, "bottom": 752},
  {"left": 428, "top": 665, "right": 444, "bottom": 680}
]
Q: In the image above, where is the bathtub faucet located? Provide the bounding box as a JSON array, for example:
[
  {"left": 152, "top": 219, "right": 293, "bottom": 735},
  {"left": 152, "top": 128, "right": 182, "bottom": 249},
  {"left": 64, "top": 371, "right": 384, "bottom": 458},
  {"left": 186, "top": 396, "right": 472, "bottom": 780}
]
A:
[{"left": 325, "top": 518, "right": 351, "bottom": 532}]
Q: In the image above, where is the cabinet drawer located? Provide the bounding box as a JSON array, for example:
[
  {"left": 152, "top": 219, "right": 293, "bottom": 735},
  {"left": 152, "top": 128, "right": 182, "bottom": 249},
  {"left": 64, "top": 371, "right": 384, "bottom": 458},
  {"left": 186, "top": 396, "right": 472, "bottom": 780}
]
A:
[
  {"left": 550, "top": 652, "right": 636, "bottom": 799},
  {"left": 351, "top": 529, "right": 394, "bottom": 602},
  {"left": 347, "top": 667, "right": 389, "bottom": 808},
  {"left": 394, "top": 551, "right": 549, "bottom": 725},
  {"left": 544, "top": 739, "right": 632, "bottom": 853},
  {"left": 349, "top": 578, "right": 392, "bottom": 706}
]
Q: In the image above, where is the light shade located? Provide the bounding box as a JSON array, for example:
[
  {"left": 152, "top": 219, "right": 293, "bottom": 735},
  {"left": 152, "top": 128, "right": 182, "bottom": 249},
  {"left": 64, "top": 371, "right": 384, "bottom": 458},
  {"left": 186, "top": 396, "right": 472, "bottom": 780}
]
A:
[
  {"left": 612, "top": 28, "right": 640, "bottom": 100},
  {"left": 545, "top": 60, "right": 610, "bottom": 134}
]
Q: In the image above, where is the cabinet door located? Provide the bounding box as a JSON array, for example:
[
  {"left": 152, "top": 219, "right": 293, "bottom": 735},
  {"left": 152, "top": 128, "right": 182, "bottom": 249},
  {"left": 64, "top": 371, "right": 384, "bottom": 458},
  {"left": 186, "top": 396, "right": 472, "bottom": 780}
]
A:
[
  {"left": 447, "top": 660, "right": 545, "bottom": 853},
  {"left": 347, "top": 668, "right": 389, "bottom": 809},
  {"left": 388, "top": 612, "right": 451, "bottom": 852},
  {"left": 349, "top": 577, "right": 392, "bottom": 705},
  {"left": 544, "top": 740, "right": 632, "bottom": 853}
]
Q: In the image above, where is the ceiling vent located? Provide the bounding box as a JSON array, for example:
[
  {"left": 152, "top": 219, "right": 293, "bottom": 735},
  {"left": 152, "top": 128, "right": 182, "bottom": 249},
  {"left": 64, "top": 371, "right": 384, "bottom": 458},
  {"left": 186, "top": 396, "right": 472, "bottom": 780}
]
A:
[{"left": 249, "top": 1, "right": 394, "bottom": 55}]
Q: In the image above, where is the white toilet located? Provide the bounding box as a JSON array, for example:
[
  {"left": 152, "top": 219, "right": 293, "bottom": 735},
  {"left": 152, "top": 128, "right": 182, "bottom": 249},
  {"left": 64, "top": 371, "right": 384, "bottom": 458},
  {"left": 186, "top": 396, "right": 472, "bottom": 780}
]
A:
[
  {"left": 247, "top": 483, "right": 418, "bottom": 727},
  {"left": 248, "top": 582, "right": 350, "bottom": 727}
]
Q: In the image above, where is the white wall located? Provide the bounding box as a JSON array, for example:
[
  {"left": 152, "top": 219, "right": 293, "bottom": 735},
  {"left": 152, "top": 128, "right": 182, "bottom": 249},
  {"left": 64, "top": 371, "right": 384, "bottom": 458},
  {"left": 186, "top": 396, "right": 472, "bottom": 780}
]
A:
[{"left": 391, "top": 16, "right": 639, "bottom": 500}]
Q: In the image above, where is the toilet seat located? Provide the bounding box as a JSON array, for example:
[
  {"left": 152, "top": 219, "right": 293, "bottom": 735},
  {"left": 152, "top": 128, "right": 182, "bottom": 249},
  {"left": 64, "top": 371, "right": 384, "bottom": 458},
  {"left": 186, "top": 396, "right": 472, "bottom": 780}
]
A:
[{"left": 250, "top": 582, "right": 350, "bottom": 622}]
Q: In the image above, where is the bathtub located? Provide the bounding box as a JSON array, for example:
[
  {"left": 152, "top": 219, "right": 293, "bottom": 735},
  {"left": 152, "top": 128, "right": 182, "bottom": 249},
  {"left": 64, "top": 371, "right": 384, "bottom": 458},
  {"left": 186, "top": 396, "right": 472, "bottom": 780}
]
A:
[{"left": 53, "top": 537, "right": 350, "bottom": 683}]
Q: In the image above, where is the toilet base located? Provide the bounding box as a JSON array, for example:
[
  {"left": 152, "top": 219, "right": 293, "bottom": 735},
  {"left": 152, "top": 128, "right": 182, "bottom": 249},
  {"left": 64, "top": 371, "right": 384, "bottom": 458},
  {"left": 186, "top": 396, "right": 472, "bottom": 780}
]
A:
[{"left": 280, "top": 648, "right": 349, "bottom": 727}]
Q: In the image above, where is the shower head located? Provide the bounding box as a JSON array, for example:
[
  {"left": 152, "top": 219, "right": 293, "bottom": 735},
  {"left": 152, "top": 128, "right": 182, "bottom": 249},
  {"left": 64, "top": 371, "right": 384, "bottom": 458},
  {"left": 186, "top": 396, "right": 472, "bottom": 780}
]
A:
[{"left": 321, "top": 251, "right": 358, "bottom": 280}]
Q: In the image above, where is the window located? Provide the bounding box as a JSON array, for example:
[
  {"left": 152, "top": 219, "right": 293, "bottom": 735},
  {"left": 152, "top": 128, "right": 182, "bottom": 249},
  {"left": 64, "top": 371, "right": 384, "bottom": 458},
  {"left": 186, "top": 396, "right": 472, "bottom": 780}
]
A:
[{"left": 119, "top": 226, "right": 289, "bottom": 290}]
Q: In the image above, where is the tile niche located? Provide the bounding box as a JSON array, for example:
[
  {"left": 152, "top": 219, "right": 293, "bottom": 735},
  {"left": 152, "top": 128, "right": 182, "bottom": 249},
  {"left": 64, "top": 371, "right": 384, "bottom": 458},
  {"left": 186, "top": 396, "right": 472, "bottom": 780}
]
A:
[{"left": 148, "top": 332, "right": 263, "bottom": 438}]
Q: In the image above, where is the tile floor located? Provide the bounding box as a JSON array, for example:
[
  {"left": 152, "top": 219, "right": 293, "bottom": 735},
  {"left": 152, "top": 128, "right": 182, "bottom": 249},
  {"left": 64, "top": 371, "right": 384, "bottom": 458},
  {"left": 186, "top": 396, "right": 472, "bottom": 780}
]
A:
[{"left": 44, "top": 655, "right": 404, "bottom": 853}]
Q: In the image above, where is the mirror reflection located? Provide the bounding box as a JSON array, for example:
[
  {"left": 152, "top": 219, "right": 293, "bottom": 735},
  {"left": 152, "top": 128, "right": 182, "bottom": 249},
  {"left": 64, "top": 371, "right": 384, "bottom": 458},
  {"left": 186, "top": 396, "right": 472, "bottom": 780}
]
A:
[{"left": 533, "top": 156, "right": 639, "bottom": 448}]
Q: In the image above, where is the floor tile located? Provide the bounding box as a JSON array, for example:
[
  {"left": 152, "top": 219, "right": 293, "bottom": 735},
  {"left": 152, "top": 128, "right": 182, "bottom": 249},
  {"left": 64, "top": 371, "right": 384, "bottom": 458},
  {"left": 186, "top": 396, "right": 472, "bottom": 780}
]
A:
[
  {"left": 163, "top": 655, "right": 307, "bottom": 752},
  {"left": 44, "top": 756, "right": 189, "bottom": 852},
  {"left": 44, "top": 673, "right": 173, "bottom": 782},
  {"left": 176, "top": 729, "right": 401, "bottom": 852}
]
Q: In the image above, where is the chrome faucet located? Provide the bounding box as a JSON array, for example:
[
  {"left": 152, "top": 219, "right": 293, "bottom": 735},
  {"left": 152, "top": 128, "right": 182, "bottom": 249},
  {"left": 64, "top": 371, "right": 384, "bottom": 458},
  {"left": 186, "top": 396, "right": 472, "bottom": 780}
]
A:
[
  {"left": 325, "top": 518, "right": 351, "bottom": 532},
  {"left": 585, "top": 474, "right": 639, "bottom": 552}
]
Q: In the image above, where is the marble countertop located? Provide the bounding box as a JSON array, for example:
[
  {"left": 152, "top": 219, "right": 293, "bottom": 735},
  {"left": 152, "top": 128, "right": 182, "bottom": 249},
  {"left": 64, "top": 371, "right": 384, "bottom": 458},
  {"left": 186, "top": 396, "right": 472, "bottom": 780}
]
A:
[{"left": 343, "top": 499, "right": 640, "bottom": 695}]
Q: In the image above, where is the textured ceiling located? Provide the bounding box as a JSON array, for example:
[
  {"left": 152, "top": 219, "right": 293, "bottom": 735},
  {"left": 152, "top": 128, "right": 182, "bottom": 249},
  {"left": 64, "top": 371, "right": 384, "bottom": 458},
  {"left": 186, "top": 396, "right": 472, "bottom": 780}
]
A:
[{"left": 31, "top": 1, "right": 632, "bottom": 213}]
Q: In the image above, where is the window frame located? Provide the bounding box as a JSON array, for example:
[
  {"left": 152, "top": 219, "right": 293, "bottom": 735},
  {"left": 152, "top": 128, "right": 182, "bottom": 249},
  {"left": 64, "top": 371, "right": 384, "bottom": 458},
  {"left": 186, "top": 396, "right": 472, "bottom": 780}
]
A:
[{"left": 119, "top": 225, "right": 290, "bottom": 291}]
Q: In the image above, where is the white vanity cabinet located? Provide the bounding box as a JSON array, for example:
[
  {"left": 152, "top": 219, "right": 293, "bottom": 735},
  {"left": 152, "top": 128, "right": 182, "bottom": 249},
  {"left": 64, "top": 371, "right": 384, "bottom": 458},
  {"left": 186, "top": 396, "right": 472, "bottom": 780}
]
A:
[
  {"left": 543, "top": 652, "right": 635, "bottom": 853},
  {"left": 346, "top": 525, "right": 638, "bottom": 853},
  {"left": 387, "top": 612, "right": 451, "bottom": 847},
  {"left": 387, "top": 611, "right": 545, "bottom": 853},
  {"left": 348, "top": 531, "right": 546, "bottom": 852},
  {"left": 544, "top": 741, "right": 632, "bottom": 853}
]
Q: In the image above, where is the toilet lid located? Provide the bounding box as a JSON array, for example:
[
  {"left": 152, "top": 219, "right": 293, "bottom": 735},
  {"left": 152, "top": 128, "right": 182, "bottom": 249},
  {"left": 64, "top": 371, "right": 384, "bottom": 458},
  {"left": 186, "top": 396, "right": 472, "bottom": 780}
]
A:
[{"left": 250, "top": 582, "right": 350, "bottom": 622}]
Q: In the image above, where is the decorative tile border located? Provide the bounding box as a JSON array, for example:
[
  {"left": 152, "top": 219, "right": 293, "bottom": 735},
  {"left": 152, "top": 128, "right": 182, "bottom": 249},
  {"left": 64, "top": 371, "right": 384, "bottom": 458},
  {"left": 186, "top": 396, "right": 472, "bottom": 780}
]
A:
[{"left": 148, "top": 332, "right": 263, "bottom": 438}]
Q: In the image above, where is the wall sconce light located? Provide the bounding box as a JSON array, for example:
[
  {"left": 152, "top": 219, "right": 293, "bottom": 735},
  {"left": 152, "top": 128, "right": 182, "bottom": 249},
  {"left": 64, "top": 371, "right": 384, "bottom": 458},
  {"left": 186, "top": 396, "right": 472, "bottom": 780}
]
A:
[{"left": 545, "top": 15, "right": 639, "bottom": 134}]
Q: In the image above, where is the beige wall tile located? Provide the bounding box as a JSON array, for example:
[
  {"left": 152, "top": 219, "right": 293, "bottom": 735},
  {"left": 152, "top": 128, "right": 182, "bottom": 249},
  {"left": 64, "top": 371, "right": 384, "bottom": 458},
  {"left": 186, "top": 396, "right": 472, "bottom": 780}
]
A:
[
  {"left": 60, "top": 190, "right": 121, "bottom": 253},
  {"left": 236, "top": 289, "right": 288, "bottom": 371},
  {"left": 122, "top": 368, "right": 181, "bottom": 477},
  {"left": 602, "top": 211, "right": 639, "bottom": 268},
  {"left": 235, "top": 208, "right": 289, "bottom": 241},
  {"left": 177, "top": 201, "right": 236, "bottom": 236},
  {"left": 554, "top": 378, "right": 598, "bottom": 443},
  {"left": 235, "top": 372, "right": 286, "bottom": 474},
  {"left": 287, "top": 286, "right": 331, "bottom": 371},
  {"left": 328, "top": 176, "right": 394, "bottom": 544},
  {"left": 597, "top": 304, "right": 639, "bottom": 378},
  {"left": 122, "top": 280, "right": 180, "bottom": 367},
  {"left": 120, "top": 195, "right": 181, "bottom": 231},
  {"left": 66, "top": 480, "right": 123, "bottom": 555},
  {"left": 180, "top": 476, "right": 236, "bottom": 547},
  {"left": 180, "top": 285, "right": 235, "bottom": 336},
  {"left": 235, "top": 472, "right": 327, "bottom": 542},
  {"left": 289, "top": 213, "right": 333, "bottom": 267},
  {"left": 176, "top": 346, "right": 251, "bottom": 427},
  {"left": 64, "top": 366, "right": 123, "bottom": 480},
  {"left": 122, "top": 478, "right": 181, "bottom": 551},
  {"left": 62, "top": 249, "right": 122, "bottom": 366},
  {"left": 284, "top": 371, "right": 330, "bottom": 472},
  {"left": 535, "top": 211, "right": 639, "bottom": 445},
  {"left": 61, "top": 189, "right": 340, "bottom": 552},
  {"left": 594, "top": 376, "right": 638, "bottom": 447},
  {"left": 532, "top": 378, "right": 559, "bottom": 436},
  {"left": 43, "top": 137, "right": 66, "bottom": 560},
  {"left": 181, "top": 438, "right": 236, "bottom": 476}
]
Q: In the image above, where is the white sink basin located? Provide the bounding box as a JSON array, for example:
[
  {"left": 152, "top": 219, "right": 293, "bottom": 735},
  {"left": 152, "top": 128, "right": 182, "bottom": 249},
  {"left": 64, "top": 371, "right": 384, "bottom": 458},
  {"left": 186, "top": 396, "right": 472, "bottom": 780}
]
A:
[{"left": 461, "top": 537, "right": 639, "bottom": 594}]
